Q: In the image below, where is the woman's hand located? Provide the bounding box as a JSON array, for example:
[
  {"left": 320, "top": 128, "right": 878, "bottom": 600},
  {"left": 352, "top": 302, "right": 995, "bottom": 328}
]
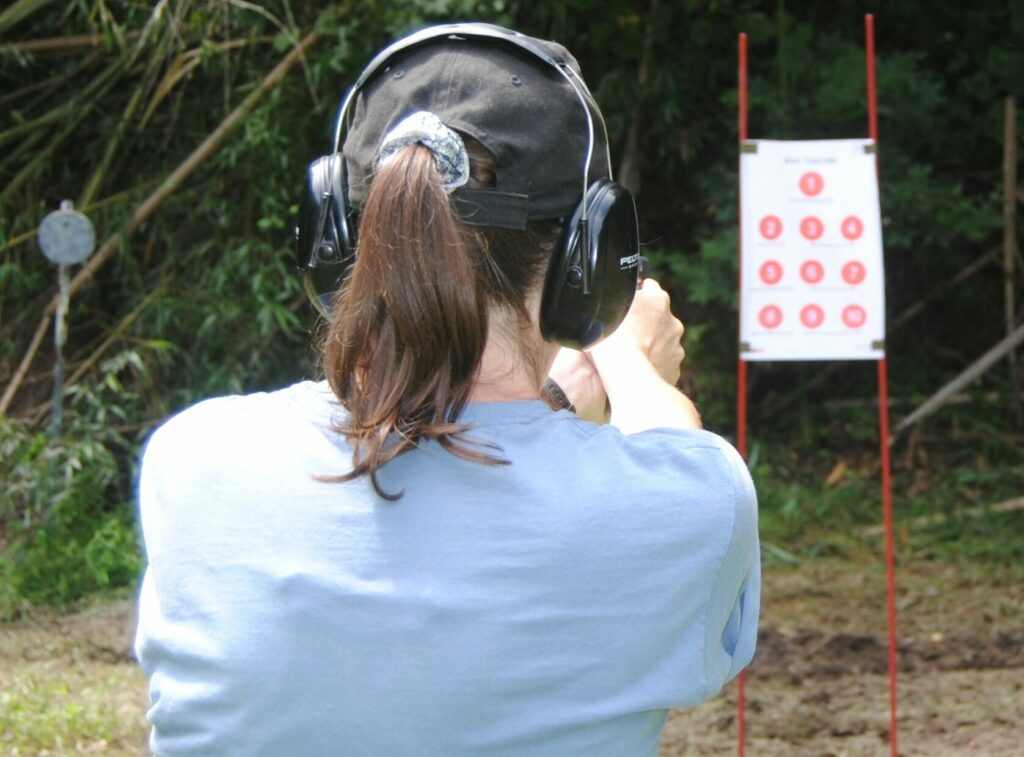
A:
[
  {"left": 601, "top": 278, "right": 686, "bottom": 385},
  {"left": 587, "top": 278, "right": 700, "bottom": 432},
  {"left": 546, "top": 347, "right": 608, "bottom": 424}
]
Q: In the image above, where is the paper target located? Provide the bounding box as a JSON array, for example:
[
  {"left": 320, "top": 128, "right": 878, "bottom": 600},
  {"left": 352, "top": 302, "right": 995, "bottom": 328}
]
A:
[{"left": 739, "top": 139, "right": 885, "bottom": 361}]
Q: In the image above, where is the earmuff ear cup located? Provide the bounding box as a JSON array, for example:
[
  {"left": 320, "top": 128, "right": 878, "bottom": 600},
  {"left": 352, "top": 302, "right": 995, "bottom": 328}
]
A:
[
  {"left": 540, "top": 179, "right": 640, "bottom": 349},
  {"left": 295, "top": 154, "right": 356, "bottom": 313}
]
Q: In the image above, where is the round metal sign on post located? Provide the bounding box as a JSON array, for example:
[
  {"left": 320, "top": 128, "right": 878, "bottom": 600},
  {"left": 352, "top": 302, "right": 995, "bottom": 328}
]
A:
[
  {"left": 38, "top": 200, "right": 96, "bottom": 265},
  {"left": 37, "top": 199, "right": 96, "bottom": 436}
]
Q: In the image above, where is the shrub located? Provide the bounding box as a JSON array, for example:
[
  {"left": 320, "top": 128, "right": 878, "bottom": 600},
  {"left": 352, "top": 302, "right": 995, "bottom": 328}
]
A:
[{"left": 0, "top": 417, "right": 140, "bottom": 619}]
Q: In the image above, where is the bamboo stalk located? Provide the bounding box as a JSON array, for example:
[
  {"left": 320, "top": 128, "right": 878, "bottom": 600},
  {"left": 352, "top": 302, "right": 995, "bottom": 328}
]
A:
[
  {"left": 1, "top": 315, "right": 50, "bottom": 417},
  {"left": 0, "top": 57, "right": 129, "bottom": 204},
  {"left": 0, "top": 127, "right": 48, "bottom": 177},
  {"left": 0, "top": 98, "right": 107, "bottom": 205},
  {"left": 75, "top": 26, "right": 175, "bottom": 209},
  {"left": 77, "top": 87, "right": 148, "bottom": 209},
  {"left": 0, "top": 52, "right": 100, "bottom": 107},
  {"left": 67, "top": 283, "right": 166, "bottom": 388},
  {"left": 27, "top": 281, "right": 167, "bottom": 425},
  {"left": 0, "top": 0, "right": 59, "bottom": 37},
  {"left": 23, "top": 62, "right": 119, "bottom": 132},
  {"left": 0, "top": 107, "right": 66, "bottom": 149},
  {"left": 138, "top": 36, "right": 275, "bottom": 128},
  {"left": 893, "top": 321, "right": 1024, "bottom": 436},
  {"left": 0, "top": 29, "right": 322, "bottom": 417},
  {"left": 0, "top": 31, "right": 142, "bottom": 55},
  {"left": 0, "top": 71, "right": 62, "bottom": 104},
  {"left": 0, "top": 23, "right": 149, "bottom": 153}
]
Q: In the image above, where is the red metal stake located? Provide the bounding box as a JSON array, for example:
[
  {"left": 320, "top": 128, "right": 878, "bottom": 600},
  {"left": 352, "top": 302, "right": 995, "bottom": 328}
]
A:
[
  {"left": 734, "top": 18, "right": 897, "bottom": 756},
  {"left": 866, "top": 15, "right": 879, "bottom": 152},
  {"left": 877, "top": 356, "right": 899, "bottom": 757},
  {"left": 735, "top": 30, "right": 749, "bottom": 757},
  {"left": 865, "top": 13, "right": 900, "bottom": 756}
]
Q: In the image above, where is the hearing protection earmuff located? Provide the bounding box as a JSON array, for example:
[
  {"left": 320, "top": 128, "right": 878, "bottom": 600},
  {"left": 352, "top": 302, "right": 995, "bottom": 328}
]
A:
[{"left": 295, "top": 22, "right": 639, "bottom": 349}]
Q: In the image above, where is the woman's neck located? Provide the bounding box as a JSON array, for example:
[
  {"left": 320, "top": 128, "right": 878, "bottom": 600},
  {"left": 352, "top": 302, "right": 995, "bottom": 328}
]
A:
[{"left": 468, "top": 304, "right": 557, "bottom": 403}]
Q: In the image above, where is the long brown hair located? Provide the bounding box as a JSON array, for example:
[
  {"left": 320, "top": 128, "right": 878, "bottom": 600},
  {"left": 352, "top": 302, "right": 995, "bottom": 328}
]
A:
[{"left": 321, "top": 139, "right": 560, "bottom": 499}]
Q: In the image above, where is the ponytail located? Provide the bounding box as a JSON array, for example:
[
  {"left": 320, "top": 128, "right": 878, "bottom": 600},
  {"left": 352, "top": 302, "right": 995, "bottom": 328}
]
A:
[{"left": 322, "top": 142, "right": 527, "bottom": 499}]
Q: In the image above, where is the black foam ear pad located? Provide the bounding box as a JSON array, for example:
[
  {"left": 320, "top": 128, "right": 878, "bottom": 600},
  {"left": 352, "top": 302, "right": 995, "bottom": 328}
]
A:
[
  {"left": 296, "top": 154, "right": 356, "bottom": 313},
  {"left": 540, "top": 179, "right": 640, "bottom": 348}
]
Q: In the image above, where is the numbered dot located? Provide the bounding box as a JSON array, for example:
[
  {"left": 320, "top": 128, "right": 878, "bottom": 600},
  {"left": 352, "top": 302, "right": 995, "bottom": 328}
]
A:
[
  {"left": 841, "top": 215, "right": 864, "bottom": 241},
  {"left": 799, "top": 171, "right": 824, "bottom": 197},
  {"left": 842, "top": 304, "right": 867, "bottom": 328},
  {"left": 800, "top": 259, "right": 824, "bottom": 284},
  {"left": 800, "top": 216, "right": 824, "bottom": 241},
  {"left": 800, "top": 304, "right": 824, "bottom": 329},
  {"left": 842, "top": 261, "right": 867, "bottom": 285},
  {"left": 759, "top": 260, "right": 783, "bottom": 285},
  {"left": 759, "top": 215, "right": 783, "bottom": 240},
  {"left": 758, "top": 305, "right": 783, "bottom": 330}
]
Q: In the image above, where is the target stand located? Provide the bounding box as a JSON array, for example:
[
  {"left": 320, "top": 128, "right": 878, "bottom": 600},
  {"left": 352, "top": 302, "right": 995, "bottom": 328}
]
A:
[{"left": 733, "top": 14, "right": 900, "bottom": 757}]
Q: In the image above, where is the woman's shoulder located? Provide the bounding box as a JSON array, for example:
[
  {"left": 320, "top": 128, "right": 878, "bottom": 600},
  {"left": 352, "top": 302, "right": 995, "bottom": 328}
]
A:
[
  {"left": 552, "top": 417, "right": 757, "bottom": 529},
  {"left": 566, "top": 417, "right": 748, "bottom": 480},
  {"left": 464, "top": 402, "right": 750, "bottom": 498},
  {"left": 143, "top": 381, "right": 339, "bottom": 460}
]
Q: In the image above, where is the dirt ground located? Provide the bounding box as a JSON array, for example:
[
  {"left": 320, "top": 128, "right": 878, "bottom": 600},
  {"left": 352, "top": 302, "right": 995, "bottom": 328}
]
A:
[
  {"left": 662, "top": 557, "right": 1024, "bottom": 755},
  {"left": 1, "top": 556, "right": 1021, "bottom": 755}
]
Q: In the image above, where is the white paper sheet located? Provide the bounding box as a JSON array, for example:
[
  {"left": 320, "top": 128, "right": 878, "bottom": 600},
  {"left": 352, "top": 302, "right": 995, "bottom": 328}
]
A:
[{"left": 739, "top": 139, "right": 886, "bottom": 361}]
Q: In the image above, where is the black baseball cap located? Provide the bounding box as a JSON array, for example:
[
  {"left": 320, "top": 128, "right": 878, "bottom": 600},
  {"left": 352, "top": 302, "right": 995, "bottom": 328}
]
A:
[{"left": 341, "top": 23, "right": 611, "bottom": 230}]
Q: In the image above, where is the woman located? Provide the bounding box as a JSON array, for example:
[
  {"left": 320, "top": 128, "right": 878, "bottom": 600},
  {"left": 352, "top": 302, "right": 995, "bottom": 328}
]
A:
[{"left": 135, "top": 23, "right": 759, "bottom": 756}]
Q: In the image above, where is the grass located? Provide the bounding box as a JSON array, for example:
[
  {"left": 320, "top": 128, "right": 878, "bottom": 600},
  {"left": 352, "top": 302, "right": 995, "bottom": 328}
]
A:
[
  {"left": 0, "top": 592, "right": 148, "bottom": 755},
  {"left": 0, "top": 671, "right": 144, "bottom": 754},
  {"left": 749, "top": 394, "right": 1024, "bottom": 574}
]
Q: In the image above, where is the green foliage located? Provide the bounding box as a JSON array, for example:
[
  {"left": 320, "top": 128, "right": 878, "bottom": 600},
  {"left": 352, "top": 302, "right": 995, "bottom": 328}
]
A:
[
  {"left": 0, "top": 348, "right": 150, "bottom": 618},
  {"left": 751, "top": 393, "right": 1024, "bottom": 572}
]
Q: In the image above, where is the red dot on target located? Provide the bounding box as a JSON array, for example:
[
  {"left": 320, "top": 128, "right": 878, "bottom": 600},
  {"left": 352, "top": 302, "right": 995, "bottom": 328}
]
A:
[
  {"left": 759, "top": 260, "right": 783, "bottom": 285},
  {"left": 759, "top": 215, "right": 783, "bottom": 240},
  {"left": 800, "top": 259, "right": 824, "bottom": 284},
  {"left": 758, "top": 305, "right": 783, "bottom": 330},
  {"left": 841, "top": 215, "right": 864, "bottom": 241},
  {"left": 799, "top": 171, "right": 824, "bottom": 197},
  {"left": 842, "top": 261, "right": 867, "bottom": 285},
  {"left": 842, "top": 305, "right": 867, "bottom": 328},
  {"left": 800, "top": 216, "right": 824, "bottom": 241},
  {"left": 800, "top": 304, "right": 824, "bottom": 329}
]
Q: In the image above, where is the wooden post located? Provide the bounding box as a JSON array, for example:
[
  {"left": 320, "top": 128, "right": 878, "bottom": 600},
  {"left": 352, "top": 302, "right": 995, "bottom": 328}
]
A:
[{"left": 1004, "top": 96, "right": 1022, "bottom": 425}]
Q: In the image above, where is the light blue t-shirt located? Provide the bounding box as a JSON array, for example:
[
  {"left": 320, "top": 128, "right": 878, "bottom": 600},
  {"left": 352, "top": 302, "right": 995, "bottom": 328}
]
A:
[{"left": 135, "top": 381, "right": 759, "bottom": 756}]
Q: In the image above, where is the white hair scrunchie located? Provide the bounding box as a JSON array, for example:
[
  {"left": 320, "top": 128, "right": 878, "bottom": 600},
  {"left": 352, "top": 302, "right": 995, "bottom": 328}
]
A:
[{"left": 377, "top": 111, "right": 470, "bottom": 194}]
